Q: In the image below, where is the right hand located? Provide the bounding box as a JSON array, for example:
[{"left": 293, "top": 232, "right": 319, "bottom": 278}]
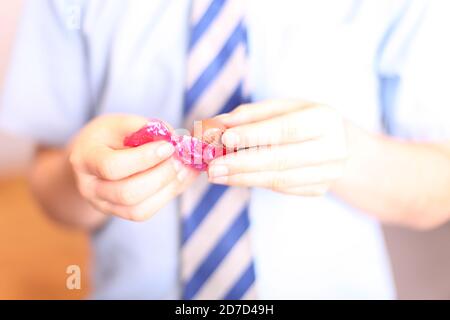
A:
[{"left": 69, "top": 114, "right": 198, "bottom": 221}]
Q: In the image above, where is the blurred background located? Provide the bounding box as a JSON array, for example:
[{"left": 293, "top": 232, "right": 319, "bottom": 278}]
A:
[
  {"left": 1, "top": 1, "right": 449, "bottom": 300},
  {"left": 0, "top": 1, "right": 89, "bottom": 299}
]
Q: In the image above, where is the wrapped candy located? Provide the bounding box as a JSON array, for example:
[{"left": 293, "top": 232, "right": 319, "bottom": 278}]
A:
[
  {"left": 123, "top": 119, "right": 172, "bottom": 146},
  {"left": 123, "top": 118, "right": 229, "bottom": 171},
  {"left": 195, "top": 118, "right": 227, "bottom": 146}
]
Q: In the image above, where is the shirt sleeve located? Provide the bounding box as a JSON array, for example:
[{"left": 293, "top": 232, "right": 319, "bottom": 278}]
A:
[
  {"left": 377, "top": 0, "right": 450, "bottom": 141},
  {"left": 0, "top": 0, "right": 92, "bottom": 146}
]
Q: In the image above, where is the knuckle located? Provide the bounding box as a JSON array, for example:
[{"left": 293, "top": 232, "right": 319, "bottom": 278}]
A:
[
  {"left": 77, "top": 177, "right": 96, "bottom": 200},
  {"left": 77, "top": 180, "right": 95, "bottom": 199},
  {"left": 233, "top": 103, "right": 251, "bottom": 115},
  {"left": 169, "top": 180, "right": 181, "bottom": 196},
  {"left": 116, "top": 184, "right": 140, "bottom": 206},
  {"left": 274, "top": 153, "right": 289, "bottom": 171},
  {"left": 88, "top": 198, "right": 107, "bottom": 214},
  {"left": 309, "top": 185, "right": 330, "bottom": 196},
  {"left": 126, "top": 205, "right": 150, "bottom": 222},
  {"left": 69, "top": 151, "right": 84, "bottom": 173},
  {"left": 298, "top": 184, "right": 330, "bottom": 197},
  {"left": 280, "top": 118, "right": 297, "bottom": 142},
  {"left": 97, "top": 155, "right": 118, "bottom": 180},
  {"left": 270, "top": 175, "right": 287, "bottom": 190},
  {"left": 78, "top": 183, "right": 92, "bottom": 200},
  {"left": 68, "top": 152, "right": 79, "bottom": 168}
]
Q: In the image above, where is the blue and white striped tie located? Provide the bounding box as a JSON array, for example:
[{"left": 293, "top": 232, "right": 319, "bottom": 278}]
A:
[{"left": 181, "top": 0, "right": 256, "bottom": 300}]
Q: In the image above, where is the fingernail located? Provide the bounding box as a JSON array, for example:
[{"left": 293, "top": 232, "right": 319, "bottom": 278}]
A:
[
  {"left": 209, "top": 176, "right": 228, "bottom": 184},
  {"left": 222, "top": 131, "right": 240, "bottom": 147},
  {"left": 156, "top": 143, "right": 175, "bottom": 158},
  {"left": 208, "top": 165, "right": 229, "bottom": 178}
]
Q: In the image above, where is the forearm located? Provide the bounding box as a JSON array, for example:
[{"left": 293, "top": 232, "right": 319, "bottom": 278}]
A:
[
  {"left": 332, "top": 122, "right": 450, "bottom": 230},
  {"left": 29, "top": 147, "right": 108, "bottom": 231}
]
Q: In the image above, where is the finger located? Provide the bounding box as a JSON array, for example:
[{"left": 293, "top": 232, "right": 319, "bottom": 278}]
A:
[
  {"left": 214, "top": 100, "right": 314, "bottom": 127},
  {"left": 220, "top": 106, "right": 334, "bottom": 149},
  {"left": 208, "top": 139, "right": 347, "bottom": 177},
  {"left": 85, "top": 140, "right": 175, "bottom": 181},
  {"left": 278, "top": 183, "right": 330, "bottom": 197},
  {"left": 85, "top": 115, "right": 150, "bottom": 149},
  {"left": 74, "top": 171, "right": 98, "bottom": 200},
  {"left": 90, "top": 115, "right": 174, "bottom": 149},
  {"left": 94, "top": 157, "right": 179, "bottom": 206},
  {"left": 95, "top": 166, "right": 197, "bottom": 221},
  {"left": 208, "top": 163, "right": 344, "bottom": 189}
]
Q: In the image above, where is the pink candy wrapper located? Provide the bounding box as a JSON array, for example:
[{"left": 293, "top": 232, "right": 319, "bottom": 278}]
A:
[{"left": 123, "top": 119, "right": 228, "bottom": 171}]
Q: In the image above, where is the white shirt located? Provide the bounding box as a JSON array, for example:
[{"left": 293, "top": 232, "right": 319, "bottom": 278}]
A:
[{"left": 1, "top": 0, "right": 449, "bottom": 299}]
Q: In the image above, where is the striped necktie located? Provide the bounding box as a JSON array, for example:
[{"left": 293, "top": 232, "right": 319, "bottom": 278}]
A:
[{"left": 180, "top": 0, "right": 257, "bottom": 300}]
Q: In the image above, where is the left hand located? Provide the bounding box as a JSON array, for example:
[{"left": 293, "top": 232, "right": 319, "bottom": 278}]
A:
[{"left": 207, "top": 100, "right": 348, "bottom": 196}]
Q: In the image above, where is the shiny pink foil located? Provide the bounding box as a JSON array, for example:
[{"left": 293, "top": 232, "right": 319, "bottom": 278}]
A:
[{"left": 123, "top": 119, "right": 227, "bottom": 171}]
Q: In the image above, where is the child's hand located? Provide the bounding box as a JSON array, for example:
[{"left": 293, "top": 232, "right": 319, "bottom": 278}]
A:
[{"left": 69, "top": 114, "right": 198, "bottom": 221}]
